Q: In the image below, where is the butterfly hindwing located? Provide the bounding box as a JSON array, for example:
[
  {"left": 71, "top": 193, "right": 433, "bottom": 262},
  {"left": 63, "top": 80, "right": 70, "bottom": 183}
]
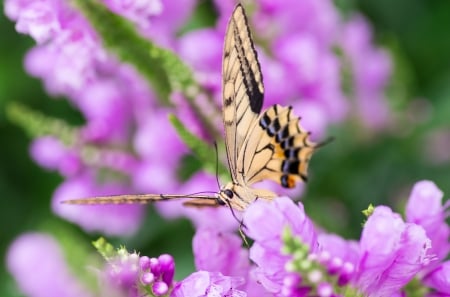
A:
[
  {"left": 222, "top": 4, "right": 264, "bottom": 183},
  {"left": 237, "top": 105, "right": 317, "bottom": 188}
]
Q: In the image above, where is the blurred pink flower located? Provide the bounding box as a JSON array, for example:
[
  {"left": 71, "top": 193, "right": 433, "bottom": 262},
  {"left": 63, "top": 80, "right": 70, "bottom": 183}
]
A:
[
  {"left": 53, "top": 173, "right": 144, "bottom": 236},
  {"left": 7, "top": 233, "right": 93, "bottom": 297}
]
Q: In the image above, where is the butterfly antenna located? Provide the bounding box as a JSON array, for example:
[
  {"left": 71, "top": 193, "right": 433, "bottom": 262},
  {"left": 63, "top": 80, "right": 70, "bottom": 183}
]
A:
[
  {"left": 185, "top": 191, "right": 218, "bottom": 199},
  {"left": 315, "top": 136, "right": 335, "bottom": 148},
  {"left": 213, "top": 141, "right": 221, "bottom": 189}
]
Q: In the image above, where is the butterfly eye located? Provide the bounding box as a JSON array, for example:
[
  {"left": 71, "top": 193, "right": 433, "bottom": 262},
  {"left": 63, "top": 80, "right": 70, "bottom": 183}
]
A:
[
  {"left": 224, "top": 189, "right": 234, "bottom": 199},
  {"left": 216, "top": 198, "right": 226, "bottom": 206}
]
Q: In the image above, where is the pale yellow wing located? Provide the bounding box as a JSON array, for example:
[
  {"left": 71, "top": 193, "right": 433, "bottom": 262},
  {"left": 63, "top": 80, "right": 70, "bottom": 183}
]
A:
[
  {"left": 237, "top": 104, "right": 318, "bottom": 188},
  {"left": 222, "top": 4, "right": 264, "bottom": 183}
]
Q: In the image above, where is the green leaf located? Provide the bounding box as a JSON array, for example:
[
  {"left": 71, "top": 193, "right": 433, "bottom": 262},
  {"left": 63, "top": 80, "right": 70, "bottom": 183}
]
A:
[
  {"left": 72, "top": 0, "right": 173, "bottom": 102},
  {"left": 169, "top": 114, "right": 228, "bottom": 179},
  {"left": 92, "top": 237, "right": 116, "bottom": 261},
  {"left": 362, "top": 204, "right": 375, "bottom": 218},
  {"left": 6, "top": 102, "right": 78, "bottom": 145}
]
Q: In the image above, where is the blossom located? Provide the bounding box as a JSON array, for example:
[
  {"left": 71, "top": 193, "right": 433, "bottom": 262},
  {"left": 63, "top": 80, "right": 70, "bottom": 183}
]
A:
[
  {"left": 53, "top": 173, "right": 144, "bottom": 236},
  {"left": 4, "top": 0, "right": 64, "bottom": 43},
  {"left": 340, "top": 15, "right": 392, "bottom": 129},
  {"left": 243, "top": 197, "right": 318, "bottom": 295},
  {"left": 317, "top": 233, "right": 359, "bottom": 286},
  {"left": 317, "top": 233, "right": 360, "bottom": 269},
  {"left": 30, "top": 136, "right": 82, "bottom": 177},
  {"left": 6, "top": 233, "right": 93, "bottom": 297},
  {"left": 154, "top": 171, "right": 239, "bottom": 232},
  {"left": 171, "top": 271, "right": 246, "bottom": 297},
  {"left": 103, "top": 0, "right": 163, "bottom": 30},
  {"left": 193, "top": 229, "right": 250, "bottom": 277},
  {"left": 102, "top": 247, "right": 175, "bottom": 297},
  {"left": 405, "top": 180, "right": 450, "bottom": 262},
  {"left": 422, "top": 261, "right": 450, "bottom": 296},
  {"left": 355, "top": 206, "right": 431, "bottom": 297}
]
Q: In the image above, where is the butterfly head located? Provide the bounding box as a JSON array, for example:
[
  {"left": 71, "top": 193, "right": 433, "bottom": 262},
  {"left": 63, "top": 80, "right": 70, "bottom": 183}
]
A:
[{"left": 217, "top": 182, "right": 250, "bottom": 211}]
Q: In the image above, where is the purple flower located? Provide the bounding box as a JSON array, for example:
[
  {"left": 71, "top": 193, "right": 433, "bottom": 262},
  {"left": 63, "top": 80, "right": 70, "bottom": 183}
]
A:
[
  {"left": 317, "top": 233, "right": 359, "bottom": 285},
  {"left": 103, "top": 0, "right": 163, "bottom": 30},
  {"left": 30, "top": 136, "right": 82, "bottom": 177},
  {"left": 340, "top": 15, "right": 392, "bottom": 130},
  {"left": 171, "top": 271, "right": 246, "bottom": 297},
  {"left": 7, "top": 233, "right": 93, "bottom": 297},
  {"left": 422, "top": 261, "right": 450, "bottom": 295},
  {"left": 77, "top": 80, "right": 132, "bottom": 142},
  {"left": 177, "top": 29, "right": 223, "bottom": 92},
  {"left": 4, "top": 0, "right": 64, "bottom": 43},
  {"left": 355, "top": 206, "right": 431, "bottom": 297},
  {"left": 155, "top": 171, "right": 239, "bottom": 232},
  {"left": 317, "top": 233, "right": 360, "bottom": 269},
  {"left": 53, "top": 173, "right": 144, "bottom": 236},
  {"left": 193, "top": 229, "right": 250, "bottom": 277},
  {"left": 243, "top": 197, "right": 318, "bottom": 295},
  {"left": 273, "top": 34, "right": 348, "bottom": 124},
  {"left": 145, "top": 0, "right": 196, "bottom": 47},
  {"left": 105, "top": 251, "right": 175, "bottom": 297},
  {"left": 405, "top": 180, "right": 450, "bottom": 262},
  {"left": 133, "top": 108, "right": 187, "bottom": 168}
]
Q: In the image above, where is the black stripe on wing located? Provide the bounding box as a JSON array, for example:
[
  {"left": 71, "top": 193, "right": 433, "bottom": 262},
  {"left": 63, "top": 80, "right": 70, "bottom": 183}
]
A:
[
  {"left": 232, "top": 4, "right": 264, "bottom": 114},
  {"left": 245, "top": 105, "right": 318, "bottom": 188}
]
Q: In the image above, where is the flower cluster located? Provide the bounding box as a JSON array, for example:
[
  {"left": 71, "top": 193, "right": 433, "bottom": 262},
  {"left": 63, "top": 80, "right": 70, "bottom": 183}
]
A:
[
  {"left": 6, "top": 181, "right": 450, "bottom": 296},
  {"left": 239, "top": 181, "right": 448, "bottom": 297},
  {"left": 105, "top": 250, "right": 175, "bottom": 297}
]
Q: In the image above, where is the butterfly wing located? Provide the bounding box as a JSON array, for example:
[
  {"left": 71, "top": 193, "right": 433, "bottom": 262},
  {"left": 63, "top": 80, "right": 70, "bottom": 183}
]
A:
[
  {"left": 62, "top": 194, "right": 218, "bottom": 205},
  {"left": 237, "top": 104, "right": 318, "bottom": 188},
  {"left": 222, "top": 4, "right": 264, "bottom": 184}
]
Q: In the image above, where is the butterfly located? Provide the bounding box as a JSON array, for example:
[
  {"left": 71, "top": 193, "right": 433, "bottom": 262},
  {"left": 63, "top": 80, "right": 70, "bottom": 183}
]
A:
[{"left": 64, "top": 4, "right": 322, "bottom": 211}]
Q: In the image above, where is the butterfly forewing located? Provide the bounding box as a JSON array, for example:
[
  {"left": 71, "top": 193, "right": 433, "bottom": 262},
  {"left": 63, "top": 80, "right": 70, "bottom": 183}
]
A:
[
  {"left": 63, "top": 194, "right": 217, "bottom": 205},
  {"left": 222, "top": 4, "right": 264, "bottom": 184}
]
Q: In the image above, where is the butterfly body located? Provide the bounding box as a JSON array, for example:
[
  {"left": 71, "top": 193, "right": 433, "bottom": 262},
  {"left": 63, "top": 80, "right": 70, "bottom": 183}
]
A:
[{"left": 63, "top": 4, "right": 320, "bottom": 210}]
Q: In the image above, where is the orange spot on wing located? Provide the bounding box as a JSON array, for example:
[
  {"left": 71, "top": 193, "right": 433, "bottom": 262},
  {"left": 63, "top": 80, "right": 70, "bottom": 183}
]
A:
[{"left": 274, "top": 142, "right": 285, "bottom": 158}]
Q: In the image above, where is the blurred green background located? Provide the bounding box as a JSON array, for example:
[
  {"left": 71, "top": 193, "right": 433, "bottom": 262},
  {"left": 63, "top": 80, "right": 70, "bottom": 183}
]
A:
[{"left": 1, "top": 0, "right": 450, "bottom": 296}]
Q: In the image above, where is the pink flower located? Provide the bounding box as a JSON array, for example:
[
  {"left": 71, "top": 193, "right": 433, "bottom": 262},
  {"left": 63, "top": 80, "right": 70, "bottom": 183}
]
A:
[
  {"left": 193, "top": 229, "right": 250, "bottom": 277},
  {"left": 422, "top": 261, "right": 450, "bottom": 295},
  {"left": 355, "top": 206, "right": 431, "bottom": 297},
  {"left": 103, "top": 0, "right": 163, "bottom": 29},
  {"left": 340, "top": 15, "right": 392, "bottom": 130},
  {"left": 4, "top": 0, "right": 63, "bottom": 43},
  {"left": 171, "top": 271, "right": 246, "bottom": 297},
  {"left": 405, "top": 180, "right": 450, "bottom": 262},
  {"left": 155, "top": 172, "right": 239, "bottom": 232},
  {"left": 30, "top": 136, "right": 82, "bottom": 177},
  {"left": 243, "top": 197, "right": 318, "bottom": 295},
  {"left": 53, "top": 173, "right": 144, "bottom": 236},
  {"left": 7, "top": 233, "right": 93, "bottom": 297}
]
